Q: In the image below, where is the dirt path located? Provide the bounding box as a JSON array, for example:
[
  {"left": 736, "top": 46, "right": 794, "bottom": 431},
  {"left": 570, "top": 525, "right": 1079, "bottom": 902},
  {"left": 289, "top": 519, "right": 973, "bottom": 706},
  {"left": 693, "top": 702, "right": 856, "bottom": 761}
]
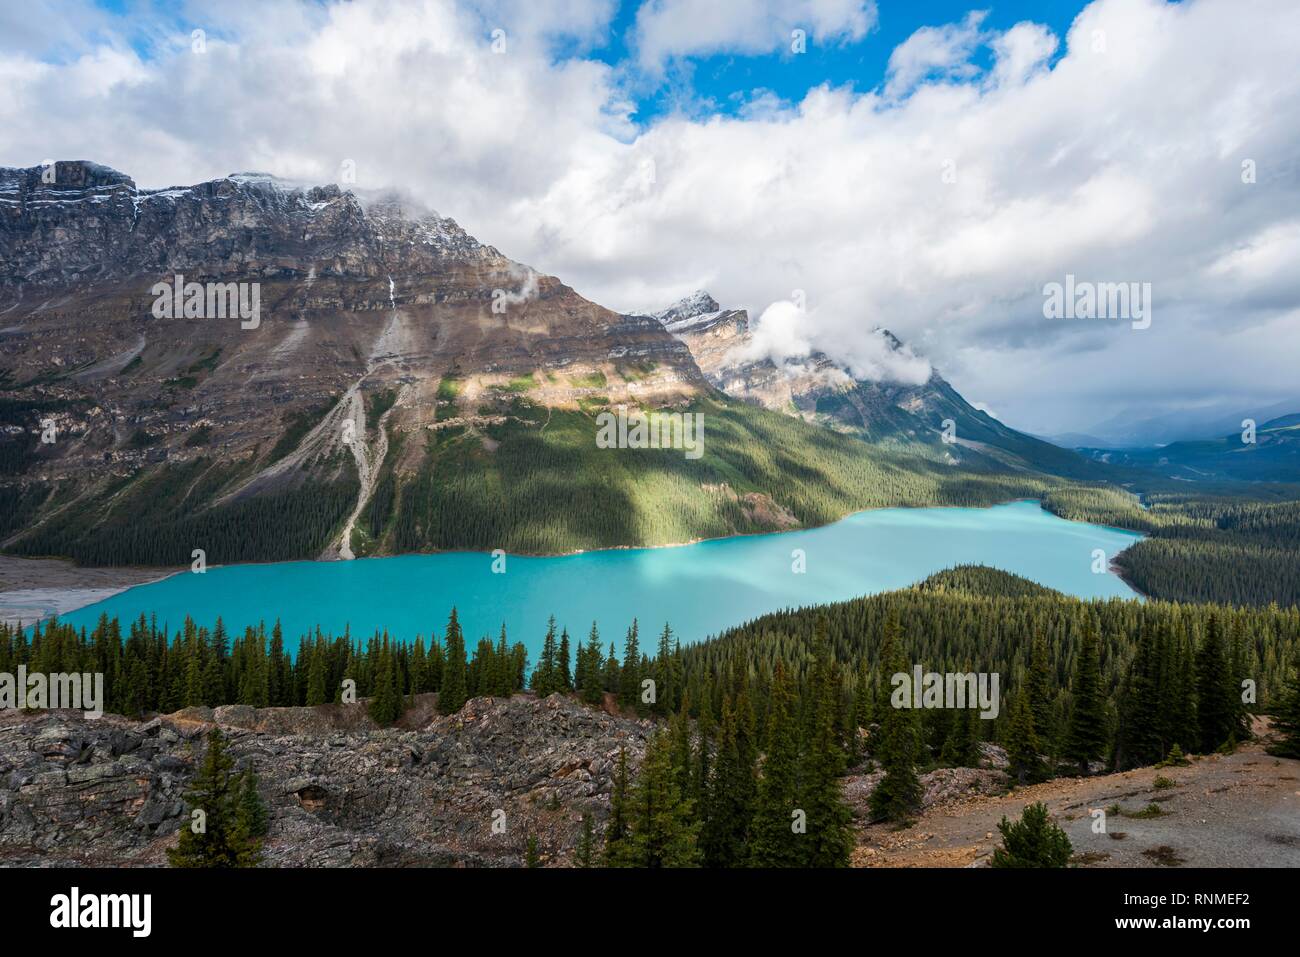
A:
[{"left": 855, "top": 731, "right": 1300, "bottom": 868}]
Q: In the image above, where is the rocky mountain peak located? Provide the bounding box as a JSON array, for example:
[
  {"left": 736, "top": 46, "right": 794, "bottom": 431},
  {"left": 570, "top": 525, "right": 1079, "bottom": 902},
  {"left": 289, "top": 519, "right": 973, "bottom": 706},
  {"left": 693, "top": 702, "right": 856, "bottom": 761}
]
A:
[{"left": 649, "top": 289, "right": 721, "bottom": 328}]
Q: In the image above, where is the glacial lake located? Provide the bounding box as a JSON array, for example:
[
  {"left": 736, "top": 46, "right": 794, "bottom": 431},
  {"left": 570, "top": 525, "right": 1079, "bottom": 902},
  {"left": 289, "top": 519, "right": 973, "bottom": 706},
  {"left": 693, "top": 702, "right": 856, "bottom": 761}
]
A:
[{"left": 53, "top": 500, "right": 1142, "bottom": 659}]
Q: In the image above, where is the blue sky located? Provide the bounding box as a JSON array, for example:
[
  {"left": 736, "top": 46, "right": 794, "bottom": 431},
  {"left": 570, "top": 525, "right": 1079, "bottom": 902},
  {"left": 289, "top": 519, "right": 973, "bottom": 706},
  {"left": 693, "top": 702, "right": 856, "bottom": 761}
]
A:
[
  {"left": 81, "top": 0, "right": 1093, "bottom": 123},
  {"left": 591, "top": 0, "right": 1089, "bottom": 123},
  {"left": 12, "top": 0, "right": 1300, "bottom": 432}
]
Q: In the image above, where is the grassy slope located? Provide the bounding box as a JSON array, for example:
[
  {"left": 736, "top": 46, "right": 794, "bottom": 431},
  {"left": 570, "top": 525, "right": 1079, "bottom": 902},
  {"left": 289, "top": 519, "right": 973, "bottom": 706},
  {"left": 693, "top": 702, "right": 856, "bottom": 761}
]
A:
[{"left": 384, "top": 396, "right": 1060, "bottom": 555}]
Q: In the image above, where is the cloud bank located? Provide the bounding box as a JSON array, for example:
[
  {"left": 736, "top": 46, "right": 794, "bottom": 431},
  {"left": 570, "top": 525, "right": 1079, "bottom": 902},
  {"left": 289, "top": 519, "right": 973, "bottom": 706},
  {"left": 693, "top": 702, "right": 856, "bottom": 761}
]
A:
[{"left": 2, "top": 0, "right": 1298, "bottom": 433}]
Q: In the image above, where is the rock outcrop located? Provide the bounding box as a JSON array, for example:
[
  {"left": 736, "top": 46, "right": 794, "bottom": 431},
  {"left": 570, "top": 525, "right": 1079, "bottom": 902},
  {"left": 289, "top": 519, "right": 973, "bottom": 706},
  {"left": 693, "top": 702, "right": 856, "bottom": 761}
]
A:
[{"left": 0, "top": 693, "right": 651, "bottom": 867}]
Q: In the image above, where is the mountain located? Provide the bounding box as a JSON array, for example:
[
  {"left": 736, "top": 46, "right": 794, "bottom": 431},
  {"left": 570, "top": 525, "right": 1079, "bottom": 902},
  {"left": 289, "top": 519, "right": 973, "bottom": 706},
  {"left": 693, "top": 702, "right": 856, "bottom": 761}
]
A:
[
  {"left": 1054, "top": 397, "right": 1300, "bottom": 449},
  {"left": 647, "top": 291, "right": 1106, "bottom": 479},
  {"left": 1076, "top": 413, "right": 1300, "bottom": 482},
  {"left": 0, "top": 162, "right": 1092, "bottom": 568}
]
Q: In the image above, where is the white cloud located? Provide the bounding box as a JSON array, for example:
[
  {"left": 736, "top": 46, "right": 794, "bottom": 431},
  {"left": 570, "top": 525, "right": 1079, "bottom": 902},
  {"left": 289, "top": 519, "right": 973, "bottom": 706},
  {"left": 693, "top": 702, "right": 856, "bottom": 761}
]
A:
[
  {"left": 883, "top": 9, "right": 986, "bottom": 98},
  {"left": 2, "top": 0, "right": 1299, "bottom": 433},
  {"left": 632, "top": 0, "right": 877, "bottom": 73}
]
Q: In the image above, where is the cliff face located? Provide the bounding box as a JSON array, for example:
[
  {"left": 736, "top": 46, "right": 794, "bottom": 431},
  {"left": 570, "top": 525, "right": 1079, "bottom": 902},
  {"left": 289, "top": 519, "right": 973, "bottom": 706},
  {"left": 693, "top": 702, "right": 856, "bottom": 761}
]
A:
[
  {"left": 0, "top": 693, "right": 650, "bottom": 867},
  {"left": 651, "top": 291, "right": 1105, "bottom": 477},
  {"left": 0, "top": 161, "right": 712, "bottom": 560}
]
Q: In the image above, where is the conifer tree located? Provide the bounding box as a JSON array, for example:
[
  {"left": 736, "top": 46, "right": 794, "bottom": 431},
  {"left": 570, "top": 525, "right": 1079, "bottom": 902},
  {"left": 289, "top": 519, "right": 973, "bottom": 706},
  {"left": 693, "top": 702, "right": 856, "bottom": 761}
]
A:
[
  {"left": 575, "top": 813, "right": 596, "bottom": 868},
  {"left": 557, "top": 627, "right": 572, "bottom": 691},
  {"left": 580, "top": 623, "right": 604, "bottom": 705},
  {"left": 1195, "top": 614, "right": 1236, "bottom": 753},
  {"left": 603, "top": 748, "right": 632, "bottom": 865},
  {"left": 869, "top": 614, "right": 922, "bottom": 823},
  {"left": 700, "top": 695, "right": 750, "bottom": 867},
  {"left": 990, "top": 802, "right": 1072, "bottom": 868},
  {"left": 439, "top": 608, "right": 468, "bottom": 715},
  {"left": 619, "top": 620, "right": 641, "bottom": 711},
  {"left": 305, "top": 640, "right": 327, "bottom": 707},
  {"left": 1063, "top": 620, "right": 1106, "bottom": 774},
  {"left": 1114, "top": 624, "right": 1162, "bottom": 769},
  {"left": 369, "top": 640, "right": 404, "bottom": 726},
  {"left": 615, "top": 730, "right": 700, "bottom": 868},
  {"left": 1026, "top": 633, "right": 1056, "bottom": 752},
  {"left": 167, "top": 728, "right": 263, "bottom": 868},
  {"left": 1004, "top": 692, "right": 1044, "bottom": 784},
  {"left": 799, "top": 624, "right": 854, "bottom": 867},
  {"left": 749, "top": 663, "right": 803, "bottom": 866},
  {"left": 1266, "top": 651, "right": 1300, "bottom": 759}
]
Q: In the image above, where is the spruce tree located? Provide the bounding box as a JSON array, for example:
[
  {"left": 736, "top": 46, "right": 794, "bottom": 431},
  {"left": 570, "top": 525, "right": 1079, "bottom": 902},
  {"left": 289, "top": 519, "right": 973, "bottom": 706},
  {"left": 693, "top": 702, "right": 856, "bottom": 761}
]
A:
[
  {"left": 167, "top": 728, "right": 263, "bottom": 868},
  {"left": 603, "top": 749, "right": 632, "bottom": 865},
  {"left": 575, "top": 813, "right": 596, "bottom": 868},
  {"left": 1266, "top": 651, "right": 1300, "bottom": 759},
  {"left": 619, "top": 621, "right": 641, "bottom": 712},
  {"left": 1003, "top": 692, "right": 1044, "bottom": 784},
  {"left": 799, "top": 622, "right": 854, "bottom": 867},
  {"left": 439, "top": 608, "right": 468, "bottom": 715},
  {"left": 616, "top": 730, "right": 700, "bottom": 868},
  {"left": 990, "top": 802, "right": 1072, "bottom": 868},
  {"left": 368, "top": 640, "right": 403, "bottom": 726},
  {"left": 869, "top": 613, "right": 922, "bottom": 823},
  {"left": 749, "top": 663, "right": 802, "bottom": 866},
  {"left": 1026, "top": 633, "right": 1056, "bottom": 752},
  {"left": 1195, "top": 615, "right": 1236, "bottom": 753},
  {"left": 1063, "top": 620, "right": 1106, "bottom": 774},
  {"left": 1114, "top": 624, "right": 1162, "bottom": 769}
]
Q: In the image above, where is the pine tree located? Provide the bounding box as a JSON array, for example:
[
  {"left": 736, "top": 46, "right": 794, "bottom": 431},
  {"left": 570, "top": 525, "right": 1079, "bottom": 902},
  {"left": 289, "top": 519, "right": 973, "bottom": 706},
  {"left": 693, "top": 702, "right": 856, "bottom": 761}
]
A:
[
  {"left": 1114, "top": 624, "right": 1163, "bottom": 769},
  {"left": 575, "top": 813, "right": 596, "bottom": 868},
  {"left": 1003, "top": 692, "right": 1044, "bottom": 784},
  {"left": 603, "top": 748, "right": 632, "bottom": 865},
  {"left": 700, "top": 694, "right": 751, "bottom": 867},
  {"left": 748, "top": 663, "right": 802, "bottom": 866},
  {"left": 1026, "top": 633, "right": 1056, "bottom": 752},
  {"left": 532, "top": 617, "right": 558, "bottom": 696},
  {"left": 990, "top": 802, "right": 1072, "bottom": 868},
  {"left": 580, "top": 623, "right": 604, "bottom": 705},
  {"left": 799, "top": 621, "right": 854, "bottom": 867},
  {"left": 619, "top": 620, "right": 641, "bottom": 712},
  {"left": 368, "top": 640, "right": 404, "bottom": 726},
  {"left": 1266, "top": 651, "right": 1300, "bottom": 759},
  {"left": 1195, "top": 614, "right": 1236, "bottom": 753},
  {"left": 167, "top": 728, "right": 262, "bottom": 868},
  {"left": 236, "top": 768, "right": 269, "bottom": 839},
  {"left": 557, "top": 628, "right": 572, "bottom": 691},
  {"left": 439, "top": 608, "right": 468, "bottom": 715},
  {"left": 1063, "top": 619, "right": 1106, "bottom": 774},
  {"left": 869, "top": 613, "right": 922, "bottom": 823},
  {"left": 305, "top": 640, "right": 327, "bottom": 706},
  {"left": 614, "top": 730, "right": 700, "bottom": 867}
]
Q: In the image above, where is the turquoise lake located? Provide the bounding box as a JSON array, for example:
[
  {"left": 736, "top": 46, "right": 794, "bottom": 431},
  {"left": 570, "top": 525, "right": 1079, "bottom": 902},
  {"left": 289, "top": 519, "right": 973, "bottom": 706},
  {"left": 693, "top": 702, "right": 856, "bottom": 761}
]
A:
[{"left": 53, "top": 500, "right": 1142, "bottom": 659}]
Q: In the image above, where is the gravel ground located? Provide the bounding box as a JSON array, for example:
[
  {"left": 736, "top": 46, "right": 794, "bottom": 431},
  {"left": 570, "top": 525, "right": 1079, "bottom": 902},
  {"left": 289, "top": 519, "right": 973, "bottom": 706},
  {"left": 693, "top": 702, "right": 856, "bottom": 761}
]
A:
[
  {"left": 0, "top": 555, "right": 176, "bottom": 627},
  {"left": 856, "top": 723, "right": 1300, "bottom": 868}
]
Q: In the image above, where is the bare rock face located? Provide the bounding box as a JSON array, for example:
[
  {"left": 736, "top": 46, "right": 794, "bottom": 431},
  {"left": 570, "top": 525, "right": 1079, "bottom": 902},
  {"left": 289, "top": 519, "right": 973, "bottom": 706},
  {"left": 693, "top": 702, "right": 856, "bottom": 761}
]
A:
[
  {"left": 0, "top": 693, "right": 651, "bottom": 867},
  {"left": 651, "top": 290, "right": 1101, "bottom": 477},
  {"left": 0, "top": 161, "right": 712, "bottom": 561}
]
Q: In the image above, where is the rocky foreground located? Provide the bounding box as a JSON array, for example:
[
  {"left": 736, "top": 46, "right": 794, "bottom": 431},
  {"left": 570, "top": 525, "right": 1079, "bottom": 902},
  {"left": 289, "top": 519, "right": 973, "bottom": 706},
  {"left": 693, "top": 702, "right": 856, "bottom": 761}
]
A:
[
  {"left": 3, "top": 694, "right": 1297, "bottom": 868},
  {"left": 0, "top": 693, "right": 651, "bottom": 867}
]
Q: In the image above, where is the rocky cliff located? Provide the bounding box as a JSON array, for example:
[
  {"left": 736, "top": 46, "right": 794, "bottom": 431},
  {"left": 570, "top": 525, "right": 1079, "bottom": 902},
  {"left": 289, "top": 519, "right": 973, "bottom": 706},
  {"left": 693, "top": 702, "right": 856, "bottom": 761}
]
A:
[
  {"left": 0, "top": 693, "right": 651, "bottom": 867},
  {"left": 650, "top": 290, "right": 1104, "bottom": 478}
]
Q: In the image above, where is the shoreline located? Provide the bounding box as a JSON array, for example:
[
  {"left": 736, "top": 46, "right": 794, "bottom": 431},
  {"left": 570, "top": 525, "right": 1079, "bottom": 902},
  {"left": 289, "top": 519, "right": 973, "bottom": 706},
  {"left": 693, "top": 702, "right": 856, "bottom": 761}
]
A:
[
  {"left": 0, "top": 496, "right": 1151, "bottom": 625},
  {"left": 0, "top": 556, "right": 181, "bottom": 628}
]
